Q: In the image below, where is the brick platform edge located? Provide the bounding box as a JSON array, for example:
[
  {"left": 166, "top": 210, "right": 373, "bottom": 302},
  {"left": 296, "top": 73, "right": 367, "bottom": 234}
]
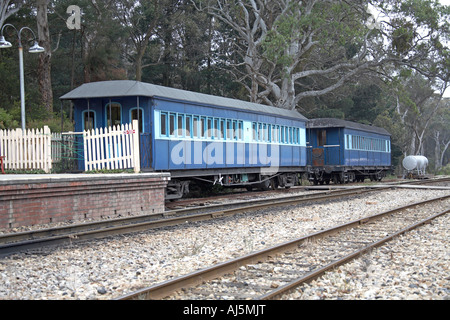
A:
[{"left": 0, "top": 173, "right": 170, "bottom": 230}]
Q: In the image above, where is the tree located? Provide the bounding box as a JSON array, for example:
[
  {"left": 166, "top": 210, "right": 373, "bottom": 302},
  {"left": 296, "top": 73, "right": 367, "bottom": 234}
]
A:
[
  {"left": 390, "top": 72, "right": 445, "bottom": 157},
  {"left": 77, "top": 0, "right": 127, "bottom": 82},
  {"left": 115, "top": 0, "right": 161, "bottom": 81},
  {"left": 192, "top": 0, "right": 450, "bottom": 110},
  {"left": 0, "top": 0, "right": 23, "bottom": 28},
  {"left": 430, "top": 97, "right": 449, "bottom": 171}
]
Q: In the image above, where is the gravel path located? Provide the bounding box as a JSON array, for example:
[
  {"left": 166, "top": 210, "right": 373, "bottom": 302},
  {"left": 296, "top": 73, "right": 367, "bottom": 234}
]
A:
[{"left": 0, "top": 188, "right": 448, "bottom": 300}]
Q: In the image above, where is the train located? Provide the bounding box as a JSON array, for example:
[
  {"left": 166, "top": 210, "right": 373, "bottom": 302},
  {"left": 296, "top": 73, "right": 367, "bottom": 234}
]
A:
[{"left": 60, "top": 80, "right": 392, "bottom": 199}]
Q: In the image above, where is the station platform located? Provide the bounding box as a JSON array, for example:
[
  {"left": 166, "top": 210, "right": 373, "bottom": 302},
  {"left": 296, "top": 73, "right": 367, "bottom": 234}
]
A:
[{"left": 0, "top": 173, "right": 170, "bottom": 230}]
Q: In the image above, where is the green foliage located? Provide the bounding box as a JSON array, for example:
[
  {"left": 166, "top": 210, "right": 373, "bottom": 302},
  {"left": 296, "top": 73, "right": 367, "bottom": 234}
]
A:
[
  {"left": 436, "top": 163, "right": 450, "bottom": 175},
  {"left": 27, "top": 113, "right": 74, "bottom": 132},
  {"left": 373, "top": 110, "right": 405, "bottom": 169},
  {"left": 391, "top": 20, "right": 416, "bottom": 54},
  {"left": 0, "top": 108, "right": 19, "bottom": 129},
  {"left": 262, "top": 1, "right": 366, "bottom": 70},
  {"left": 306, "top": 107, "right": 344, "bottom": 119},
  {"left": 85, "top": 168, "right": 134, "bottom": 174},
  {"left": 4, "top": 169, "right": 46, "bottom": 174}
]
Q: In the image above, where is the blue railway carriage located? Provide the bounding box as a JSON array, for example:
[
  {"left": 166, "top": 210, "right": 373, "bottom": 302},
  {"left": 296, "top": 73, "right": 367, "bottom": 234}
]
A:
[
  {"left": 61, "top": 80, "right": 308, "bottom": 199},
  {"left": 306, "top": 118, "right": 392, "bottom": 184}
]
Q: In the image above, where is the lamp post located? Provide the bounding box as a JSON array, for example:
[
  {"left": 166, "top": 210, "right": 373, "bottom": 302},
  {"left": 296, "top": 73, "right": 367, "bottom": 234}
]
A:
[{"left": 0, "top": 24, "right": 45, "bottom": 131}]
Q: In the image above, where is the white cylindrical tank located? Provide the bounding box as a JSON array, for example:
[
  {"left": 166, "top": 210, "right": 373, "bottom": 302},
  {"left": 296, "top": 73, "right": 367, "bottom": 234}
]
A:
[{"left": 402, "top": 155, "right": 428, "bottom": 174}]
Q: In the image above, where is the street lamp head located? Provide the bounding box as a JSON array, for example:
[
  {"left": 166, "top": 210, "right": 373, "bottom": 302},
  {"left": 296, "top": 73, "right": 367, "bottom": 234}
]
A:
[
  {"left": 28, "top": 41, "right": 45, "bottom": 53},
  {"left": 0, "top": 36, "right": 12, "bottom": 48}
]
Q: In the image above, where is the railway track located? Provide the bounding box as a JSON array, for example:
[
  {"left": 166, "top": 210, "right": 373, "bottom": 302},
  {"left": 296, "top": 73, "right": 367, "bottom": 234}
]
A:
[
  {"left": 0, "top": 177, "right": 448, "bottom": 257},
  {"left": 116, "top": 194, "right": 449, "bottom": 300},
  {"left": 0, "top": 187, "right": 372, "bottom": 256},
  {"left": 165, "top": 176, "right": 450, "bottom": 209}
]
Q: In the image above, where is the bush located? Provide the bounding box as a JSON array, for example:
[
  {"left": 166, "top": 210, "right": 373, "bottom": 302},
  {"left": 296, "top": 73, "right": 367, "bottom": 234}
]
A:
[
  {"left": 436, "top": 164, "right": 450, "bottom": 175},
  {"left": 27, "top": 113, "right": 74, "bottom": 132},
  {"left": 0, "top": 107, "right": 19, "bottom": 129}
]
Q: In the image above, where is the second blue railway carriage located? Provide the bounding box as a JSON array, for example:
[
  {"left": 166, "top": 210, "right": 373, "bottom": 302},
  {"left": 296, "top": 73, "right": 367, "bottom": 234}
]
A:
[
  {"left": 61, "top": 80, "right": 309, "bottom": 198},
  {"left": 306, "top": 118, "right": 392, "bottom": 184}
]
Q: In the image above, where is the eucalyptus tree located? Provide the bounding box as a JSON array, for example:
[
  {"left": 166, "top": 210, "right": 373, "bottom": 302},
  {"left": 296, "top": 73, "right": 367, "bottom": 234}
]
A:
[
  {"left": 381, "top": 0, "right": 450, "bottom": 161},
  {"left": 192, "top": 0, "right": 450, "bottom": 111},
  {"left": 72, "top": 0, "right": 127, "bottom": 83},
  {"left": 0, "top": 0, "right": 23, "bottom": 27},
  {"left": 114, "top": 0, "right": 161, "bottom": 81},
  {"left": 429, "top": 98, "right": 449, "bottom": 171}
]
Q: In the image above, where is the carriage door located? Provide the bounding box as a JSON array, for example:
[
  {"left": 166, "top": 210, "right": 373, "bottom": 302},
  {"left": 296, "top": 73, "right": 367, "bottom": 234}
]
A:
[
  {"left": 132, "top": 107, "right": 151, "bottom": 170},
  {"left": 312, "top": 129, "right": 326, "bottom": 166}
]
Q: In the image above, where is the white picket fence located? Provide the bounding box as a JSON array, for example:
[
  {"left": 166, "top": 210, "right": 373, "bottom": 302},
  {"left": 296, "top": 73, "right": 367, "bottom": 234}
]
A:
[
  {"left": 83, "top": 120, "right": 140, "bottom": 173},
  {"left": 0, "top": 126, "right": 52, "bottom": 173}
]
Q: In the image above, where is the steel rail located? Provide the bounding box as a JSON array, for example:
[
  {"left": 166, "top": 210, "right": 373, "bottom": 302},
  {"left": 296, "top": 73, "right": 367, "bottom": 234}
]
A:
[
  {"left": 0, "top": 178, "right": 448, "bottom": 256},
  {"left": 115, "top": 194, "right": 449, "bottom": 300},
  {"left": 0, "top": 187, "right": 375, "bottom": 256},
  {"left": 259, "top": 207, "right": 450, "bottom": 299},
  {"left": 2, "top": 177, "right": 448, "bottom": 245}
]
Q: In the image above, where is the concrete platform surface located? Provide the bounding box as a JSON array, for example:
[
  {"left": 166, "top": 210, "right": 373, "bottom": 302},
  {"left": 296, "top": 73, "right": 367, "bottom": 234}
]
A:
[{"left": 0, "top": 172, "right": 170, "bottom": 185}]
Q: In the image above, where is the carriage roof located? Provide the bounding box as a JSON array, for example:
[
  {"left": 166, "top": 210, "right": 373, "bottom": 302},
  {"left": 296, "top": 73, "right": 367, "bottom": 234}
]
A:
[
  {"left": 307, "top": 118, "right": 390, "bottom": 136},
  {"left": 61, "top": 80, "right": 307, "bottom": 121}
]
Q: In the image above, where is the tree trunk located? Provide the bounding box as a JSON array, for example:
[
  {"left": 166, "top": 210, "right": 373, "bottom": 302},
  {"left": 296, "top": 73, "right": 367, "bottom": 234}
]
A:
[
  {"left": 433, "top": 131, "right": 441, "bottom": 171},
  {"left": 36, "top": 0, "right": 53, "bottom": 114}
]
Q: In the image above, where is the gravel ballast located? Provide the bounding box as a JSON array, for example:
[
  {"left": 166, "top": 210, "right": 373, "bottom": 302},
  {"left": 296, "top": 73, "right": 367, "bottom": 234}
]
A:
[{"left": 0, "top": 188, "right": 448, "bottom": 300}]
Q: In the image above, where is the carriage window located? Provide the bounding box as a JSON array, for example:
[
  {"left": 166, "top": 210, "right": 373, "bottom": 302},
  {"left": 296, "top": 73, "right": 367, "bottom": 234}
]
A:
[
  {"left": 131, "top": 108, "right": 143, "bottom": 133},
  {"left": 83, "top": 111, "right": 95, "bottom": 131},
  {"left": 238, "top": 121, "right": 243, "bottom": 140},
  {"left": 185, "top": 115, "right": 191, "bottom": 137},
  {"left": 318, "top": 130, "right": 326, "bottom": 146},
  {"left": 169, "top": 113, "right": 175, "bottom": 136},
  {"left": 160, "top": 112, "right": 167, "bottom": 136},
  {"left": 232, "top": 121, "right": 237, "bottom": 140},
  {"left": 214, "top": 119, "right": 219, "bottom": 139},
  {"left": 193, "top": 116, "right": 199, "bottom": 138},
  {"left": 178, "top": 114, "right": 184, "bottom": 136},
  {"left": 106, "top": 102, "right": 121, "bottom": 127},
  {"left": 200, "top": 117, "right": 206, "bottom": 138},
  {"left": 207, "top": 118, "right": 212, "bottom": 138},
  {"left": 227, "top": 120, "right": 233, "bottom": 140},
  {"left": 220, "top": 119, "right": 225, "bottom": 139}
]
